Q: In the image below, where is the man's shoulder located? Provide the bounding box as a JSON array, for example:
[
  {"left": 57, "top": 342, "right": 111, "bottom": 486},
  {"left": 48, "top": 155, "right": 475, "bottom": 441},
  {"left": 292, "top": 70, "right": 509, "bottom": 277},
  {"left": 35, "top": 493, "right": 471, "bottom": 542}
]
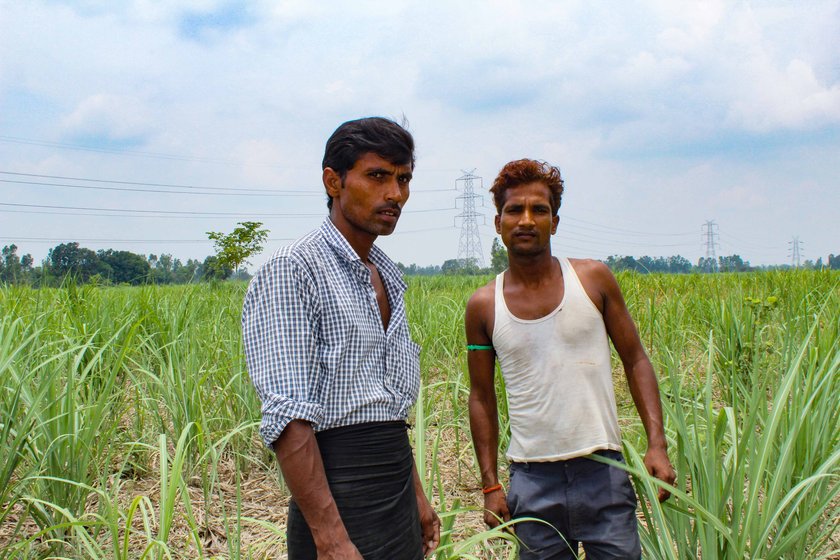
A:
[
  {"left": 568, "top": 258, "right": 611, "bottom": 281},
  {"left": 567, "top": 258, "right": 618, "bottom": 306},
  {"left": 466, "top": 278, "right": 496, "bottom": 314},
  {"left": 253, "top": 230, "right": 327, "bottom": 279}
]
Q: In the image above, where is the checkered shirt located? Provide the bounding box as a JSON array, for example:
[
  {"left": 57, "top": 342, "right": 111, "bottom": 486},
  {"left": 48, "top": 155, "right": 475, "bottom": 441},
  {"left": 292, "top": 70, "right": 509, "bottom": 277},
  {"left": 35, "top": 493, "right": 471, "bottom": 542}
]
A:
[{"left": 242, "top": 218, "right": 421, "bottom": 447}]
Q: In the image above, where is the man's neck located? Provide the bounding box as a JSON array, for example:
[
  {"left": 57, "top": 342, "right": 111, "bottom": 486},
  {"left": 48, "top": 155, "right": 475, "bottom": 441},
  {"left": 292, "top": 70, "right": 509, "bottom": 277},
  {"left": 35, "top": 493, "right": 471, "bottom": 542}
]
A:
[
  {"left": 328, "top": 214, "right": 376, "bottom": 262},
  {"left": 507, "top": 251, "right": 558, "bottom": 287}
]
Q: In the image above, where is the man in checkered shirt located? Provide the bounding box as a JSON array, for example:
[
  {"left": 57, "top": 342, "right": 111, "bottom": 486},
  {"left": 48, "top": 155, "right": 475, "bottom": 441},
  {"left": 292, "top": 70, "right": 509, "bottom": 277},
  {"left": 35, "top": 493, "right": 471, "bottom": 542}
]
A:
[{"left": 242, "top": 117, "right": 440, "bottom": 559}]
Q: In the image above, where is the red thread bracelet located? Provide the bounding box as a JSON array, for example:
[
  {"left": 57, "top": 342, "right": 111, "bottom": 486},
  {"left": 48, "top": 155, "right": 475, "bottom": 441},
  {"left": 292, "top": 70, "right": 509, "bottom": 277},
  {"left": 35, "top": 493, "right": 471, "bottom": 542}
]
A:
[{"left": 482, "top": 483, "right": 503, "bottom": 494}]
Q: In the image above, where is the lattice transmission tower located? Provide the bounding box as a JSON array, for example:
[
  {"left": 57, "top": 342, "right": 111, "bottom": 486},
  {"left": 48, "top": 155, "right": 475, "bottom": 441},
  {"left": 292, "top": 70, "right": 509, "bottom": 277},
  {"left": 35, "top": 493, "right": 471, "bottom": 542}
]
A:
[
  {"left": 454, "top": 170, "right": 485, "bottom": 268},
  {"left": 702, "top": 220, "right": 719, "bottom": 272},
  {"left": 788, "top": 236, "right": 803, "bottom": 268}
]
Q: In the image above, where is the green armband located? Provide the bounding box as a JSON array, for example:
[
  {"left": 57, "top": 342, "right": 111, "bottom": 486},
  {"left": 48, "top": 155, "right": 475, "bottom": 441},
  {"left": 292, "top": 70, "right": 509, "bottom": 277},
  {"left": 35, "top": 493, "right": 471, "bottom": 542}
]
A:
[{"left": 467, "top": 344, "right": 494, "bottom": 351}]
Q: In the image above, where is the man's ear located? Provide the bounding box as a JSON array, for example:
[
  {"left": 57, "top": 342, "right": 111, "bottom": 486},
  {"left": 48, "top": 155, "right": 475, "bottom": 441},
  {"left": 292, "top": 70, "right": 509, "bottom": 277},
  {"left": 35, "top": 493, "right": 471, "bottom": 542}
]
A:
[
  {"left": 323, "top": 168, "right": 342, "bottom": 198},
  {"left": 495, "top": 215, "right": 501, "bottom": 234},
  {"left": 551, "top": 215, "right": 559, "bottom": 234}
]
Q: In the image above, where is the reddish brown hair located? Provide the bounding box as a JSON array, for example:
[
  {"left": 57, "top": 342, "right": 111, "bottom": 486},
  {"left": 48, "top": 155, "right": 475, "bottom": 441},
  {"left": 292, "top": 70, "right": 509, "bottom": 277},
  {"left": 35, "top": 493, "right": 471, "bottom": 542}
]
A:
[{"left": 490, "top": 159, "right": 564, "bottom": 215}]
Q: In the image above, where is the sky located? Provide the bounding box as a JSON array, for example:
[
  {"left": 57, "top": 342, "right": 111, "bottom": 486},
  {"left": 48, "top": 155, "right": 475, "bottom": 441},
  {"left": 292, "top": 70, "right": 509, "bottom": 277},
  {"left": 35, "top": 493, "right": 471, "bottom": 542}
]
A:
[{"left": 1, "top": 0, "right": 838, "bottom": 270}]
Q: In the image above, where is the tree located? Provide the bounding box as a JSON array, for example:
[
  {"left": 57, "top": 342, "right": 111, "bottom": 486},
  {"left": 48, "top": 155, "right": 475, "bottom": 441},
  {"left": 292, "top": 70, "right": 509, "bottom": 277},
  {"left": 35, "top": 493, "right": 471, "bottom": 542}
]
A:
[
  {"left": 47, "top": 242, "right": 109, "bottom": 283},
  {"left": 606, "top": 255, "right": 640, "bottom": 272},
  {"left": 397, "top": 262, "right": 442, "bottom": 276},
  {"left": 667, "top": 255, "right": 692, "bottom": 274},
  {"left": 637, "top": 255, "right": 657, "bottom": 273},
  {"left": 697, "top": 256, "right": 717, "bottom": 273},
  {"left": 490, "top": 238, "right": 508, "bottom": 273},
  {"left": 1, "top": 244, "right": 33, "bottom": 283},
  {"left": 206, "top": 221, "right": 269, "bottom": 278},
  {"left": 98, "top": 249, "right": 151, "bottom": 284},
  {"left": 718, "top": 254, "right": 750, "bottom": 272},
  {"left": 148, "top": 253, "right": 176, "bottom": 284},
  {"left": 173, "top": 259, "right": 202, "bottom": 283},
  {"left": 201, "top": 255, "right": 232, "bottom": 281},
  {"left": 441, "top": 258, "right": 481, "bottom": 275}
]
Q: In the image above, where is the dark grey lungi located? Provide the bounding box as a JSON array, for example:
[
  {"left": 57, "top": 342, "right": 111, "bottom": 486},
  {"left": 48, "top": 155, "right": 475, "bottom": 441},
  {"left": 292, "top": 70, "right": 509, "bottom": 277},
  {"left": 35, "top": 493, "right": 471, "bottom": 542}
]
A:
[{"left": 286, "top": 421, "right": 423, "bottom": 560}]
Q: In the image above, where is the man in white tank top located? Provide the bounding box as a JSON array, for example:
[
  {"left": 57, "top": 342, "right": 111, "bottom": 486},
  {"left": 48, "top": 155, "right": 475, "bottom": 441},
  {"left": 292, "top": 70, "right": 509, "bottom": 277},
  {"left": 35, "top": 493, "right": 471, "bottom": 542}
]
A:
[{"left": 466, "top": 159, "right": 675, "bottom": 559}]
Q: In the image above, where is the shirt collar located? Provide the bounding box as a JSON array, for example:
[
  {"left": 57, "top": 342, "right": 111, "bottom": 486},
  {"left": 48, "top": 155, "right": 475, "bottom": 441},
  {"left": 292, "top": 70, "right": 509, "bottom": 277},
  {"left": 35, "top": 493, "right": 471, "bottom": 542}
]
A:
[{"left": 319, "top": 217, "right": 407, "bottom": 292}]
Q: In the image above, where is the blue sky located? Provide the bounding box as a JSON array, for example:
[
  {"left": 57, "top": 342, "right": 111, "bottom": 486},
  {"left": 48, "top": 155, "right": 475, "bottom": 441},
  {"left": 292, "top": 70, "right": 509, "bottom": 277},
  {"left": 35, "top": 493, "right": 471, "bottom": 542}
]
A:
[{"left": 1, "top": 0, "right": 838, "bottom": 268}]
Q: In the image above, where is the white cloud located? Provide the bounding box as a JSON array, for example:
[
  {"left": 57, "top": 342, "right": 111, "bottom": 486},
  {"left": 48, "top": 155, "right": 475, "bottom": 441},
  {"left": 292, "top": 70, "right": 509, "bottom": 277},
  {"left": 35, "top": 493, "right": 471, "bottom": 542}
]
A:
[
  {"left": 61, "top": 93, "right": 152, "bottom": 141},
  {"left": 616, "top": 51, "right": 692, "bottom": 88},
  {"left": 655, "top": 0, "right": 725, "bottom": 52},
  {"left": 726, "top": 58, "right": 840, "bottom": 131},
  {"left": 713, "top": 186, "right": 769, "bottom": 210}
]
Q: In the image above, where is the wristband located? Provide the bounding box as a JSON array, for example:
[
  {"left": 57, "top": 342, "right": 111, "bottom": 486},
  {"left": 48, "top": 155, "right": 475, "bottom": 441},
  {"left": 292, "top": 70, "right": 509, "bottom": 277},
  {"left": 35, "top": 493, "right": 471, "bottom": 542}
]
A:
[
  {"left": 467, "top": 344, "right": 494, "bottom": 351},
  {"left": 482, "top": 483, "right": 503, "bottom": 494}
]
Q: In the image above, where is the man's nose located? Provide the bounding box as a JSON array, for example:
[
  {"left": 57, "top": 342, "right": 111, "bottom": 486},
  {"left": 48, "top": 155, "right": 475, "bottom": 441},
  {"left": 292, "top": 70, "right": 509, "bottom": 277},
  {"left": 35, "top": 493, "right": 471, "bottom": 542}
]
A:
[
  {"left": 519, "top": 208, "right": 536, "bottom": 225},
  {"left": 384, "top": 178, "right": 405, "bottom": 202}
]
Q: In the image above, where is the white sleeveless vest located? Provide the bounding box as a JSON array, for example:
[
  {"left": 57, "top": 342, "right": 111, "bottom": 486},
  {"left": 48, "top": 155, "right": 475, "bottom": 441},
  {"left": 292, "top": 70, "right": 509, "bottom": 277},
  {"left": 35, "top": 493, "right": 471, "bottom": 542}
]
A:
[{"left": 493, "top": 257, "right": 622, "bottom": 461}]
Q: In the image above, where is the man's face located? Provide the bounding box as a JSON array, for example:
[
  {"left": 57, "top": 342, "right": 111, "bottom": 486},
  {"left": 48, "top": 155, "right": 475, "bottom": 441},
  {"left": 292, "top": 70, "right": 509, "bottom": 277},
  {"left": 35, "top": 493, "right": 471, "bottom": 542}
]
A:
[
  {"left": 495, "top": 181, "right": 558, "bottom": 256},
  {"left": 324, "top": 152, "right": 413, "bottom": 242}
]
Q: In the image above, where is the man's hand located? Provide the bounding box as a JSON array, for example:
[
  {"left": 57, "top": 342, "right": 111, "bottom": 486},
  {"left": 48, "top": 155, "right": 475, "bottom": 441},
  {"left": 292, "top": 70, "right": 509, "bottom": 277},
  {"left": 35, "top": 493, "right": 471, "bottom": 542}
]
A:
[
  {"left": 483, "top": 489, "right": 511, "bottom": 528},
  {"left": 644, "top": 447, "right": 676, "bottom": 502},
  {"left": 416, "top": 490, "right": 441, "bottom": 556},
  {"left": 315, "top": 538, "right": 363, "bottom": 559}
]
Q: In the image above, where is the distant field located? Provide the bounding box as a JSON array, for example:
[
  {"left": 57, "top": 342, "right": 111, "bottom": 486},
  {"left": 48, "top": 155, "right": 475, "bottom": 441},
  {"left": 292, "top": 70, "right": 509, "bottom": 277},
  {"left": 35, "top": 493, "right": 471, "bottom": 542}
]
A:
[{"left": 1, "top": 271, "right": 837, "bottom": 559}]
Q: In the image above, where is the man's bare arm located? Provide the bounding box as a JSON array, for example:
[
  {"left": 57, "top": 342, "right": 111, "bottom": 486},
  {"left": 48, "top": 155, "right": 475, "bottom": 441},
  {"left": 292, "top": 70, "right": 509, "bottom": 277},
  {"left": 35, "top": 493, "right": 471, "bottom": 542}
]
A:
[
  {"left": 596, "top": 263, "right": 676, "bottom": 501},
  {"left": 412, "top": 463, "right": 441, "bottom": 555},
  {"left": 465, "top": 287, "right": 510, "bottom": 527},
  {"left": 273, "top": 420, "right": 363, "bottom": 558}
]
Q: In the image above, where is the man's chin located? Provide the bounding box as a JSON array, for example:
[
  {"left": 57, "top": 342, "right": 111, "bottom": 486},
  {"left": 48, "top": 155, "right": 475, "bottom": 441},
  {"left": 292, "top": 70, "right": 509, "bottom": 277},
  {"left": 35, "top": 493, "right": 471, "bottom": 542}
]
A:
[
  {"left": 375, "top": 223, "right": 399, "bottom": 236},
  {"left": 509, "top": 245, "right": 548, "bottom": 257}
]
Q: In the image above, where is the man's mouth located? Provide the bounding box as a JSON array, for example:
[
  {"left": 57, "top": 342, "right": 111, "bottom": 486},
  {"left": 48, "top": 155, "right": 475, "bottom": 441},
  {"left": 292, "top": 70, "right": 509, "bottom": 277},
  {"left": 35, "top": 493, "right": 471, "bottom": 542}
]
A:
[{"left": 379, "top": 207, "right": 401, "bottom": 219}]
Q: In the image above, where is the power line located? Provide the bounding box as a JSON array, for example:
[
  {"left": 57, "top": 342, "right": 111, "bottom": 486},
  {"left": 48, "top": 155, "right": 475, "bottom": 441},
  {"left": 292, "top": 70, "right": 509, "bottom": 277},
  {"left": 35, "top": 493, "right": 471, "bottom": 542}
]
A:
[
  {"left": 0, "top": 178, "right": 322, "bottom": 197},
  {"left": 0, "top": 226, "right": 458, "bottom": 244},
  {"left": 560, "top": 216, "right": 697, "bottom": 237},
  {"left": 0, "top": 202, "right": 458, "bottom": 218},
  {"left": 394, "top": 226, "right": 457, "bottom": 235},
  {"left": 1, "top": 134, "right": 473, "bottom": 177},
  {"left": 0, "top": 208, "right": 253, "bottom": 220},
  {"left": 0, "top": 135, "right": 280, "bottom": 167},
  {"left": 552, "top": 229, "right": 698, "bottom": 249},
  {"left": 475, "top": 221, "right": 699, "bottom": 250},
  {"left": 718, "top": 230, "right": 778, "bottom": 251},
  {"left": 0, "top": 201, "right": 323, "bottom": 218},
  {"left": 0, "top": 170, "right": 455, "bottom": 196},
  {"left": 0, "top": 170, "right": 288, "bottom": 192},
  {"left": 0, "top": 236, "right": 295, "bottom": 244}
]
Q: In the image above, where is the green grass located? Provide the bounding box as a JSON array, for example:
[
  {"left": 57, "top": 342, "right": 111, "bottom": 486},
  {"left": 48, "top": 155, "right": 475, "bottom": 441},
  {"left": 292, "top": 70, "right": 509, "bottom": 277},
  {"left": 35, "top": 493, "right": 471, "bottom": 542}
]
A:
[{"left": 0, "top": 270, "right": 837, "bottom": 558}]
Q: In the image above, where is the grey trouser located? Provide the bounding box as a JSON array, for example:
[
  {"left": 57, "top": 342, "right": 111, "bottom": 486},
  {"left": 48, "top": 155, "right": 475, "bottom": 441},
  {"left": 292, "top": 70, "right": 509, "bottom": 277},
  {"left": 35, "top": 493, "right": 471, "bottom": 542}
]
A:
[{"left": 508, "top": 450, "right": 641, "bottom": 560}]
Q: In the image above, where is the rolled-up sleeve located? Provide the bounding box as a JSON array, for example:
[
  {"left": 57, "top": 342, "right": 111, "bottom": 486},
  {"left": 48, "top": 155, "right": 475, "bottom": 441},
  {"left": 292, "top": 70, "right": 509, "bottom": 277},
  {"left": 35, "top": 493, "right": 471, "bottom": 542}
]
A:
[{"left": 242, "top": 255, "right": 324, "bottom": 447}]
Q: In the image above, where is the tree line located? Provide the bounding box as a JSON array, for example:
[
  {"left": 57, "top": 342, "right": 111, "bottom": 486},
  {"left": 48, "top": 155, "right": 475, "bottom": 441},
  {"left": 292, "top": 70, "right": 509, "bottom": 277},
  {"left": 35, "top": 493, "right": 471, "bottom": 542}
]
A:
[
  {"left": 0, "top": 242, "right": 238, "bottom": 286},
  {"left": 3, "top": 235, "right": 838, "bottom": 286},
  {"left": 398, "top": 239, "right": 840, "bottom": 276},
  {"left": 0, "top": 222, "right": 270, "bottom": 287}
]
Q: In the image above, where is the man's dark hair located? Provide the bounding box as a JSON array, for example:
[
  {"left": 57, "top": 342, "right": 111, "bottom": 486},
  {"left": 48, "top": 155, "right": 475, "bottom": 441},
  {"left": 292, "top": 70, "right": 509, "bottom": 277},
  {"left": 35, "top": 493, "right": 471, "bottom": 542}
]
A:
[
  {"left": 322, "top": 117, "right": 415, "bottom": 209},
  {"left": 490, "top": 159, "right": 565, "bottom": 216}
]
